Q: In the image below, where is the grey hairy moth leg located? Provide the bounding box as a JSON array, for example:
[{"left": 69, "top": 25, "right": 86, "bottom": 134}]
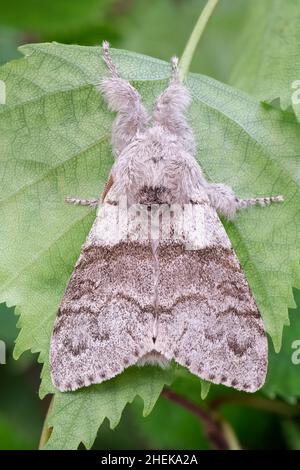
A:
[
  {"left": 205, "top": 183, "right": 284, "bottom": 219},
  {"left": 65, "top": 197, "right": 99, "bottom": 208},
  {"left": 152, "top": 57, "right": 196, "bottom": 158},
  {"left": 64, "top": 174, "right": 114, "bottom": 211},
  {"left": 236, "top": 194, "right": 284, "bottom": 210},
  {"left": 98, "top": 41, "right": 149, "bottom": 158}
]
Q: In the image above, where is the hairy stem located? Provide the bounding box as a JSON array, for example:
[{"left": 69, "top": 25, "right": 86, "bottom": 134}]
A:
[
  {"left": 179, "top": 0, "right": 219, "bottom": 81},
  {"left": 38, "top": 396, "right": 54, "bottom": 449},
  {"left": 161, "top": 387, "right": 240, "bottom": 450}
]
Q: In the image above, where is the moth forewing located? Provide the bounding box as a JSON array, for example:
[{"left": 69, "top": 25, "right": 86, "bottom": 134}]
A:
[
  {"left": 154, "top": 203, "right": 268, "bottom": 393},
  {"left": 50, "top": 192, "right": 157, "bottom": 392}
]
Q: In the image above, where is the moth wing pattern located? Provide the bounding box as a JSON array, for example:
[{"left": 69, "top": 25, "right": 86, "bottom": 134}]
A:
[
  {"left": 50, "top": 197, "right": 156, "bottom": 392},
  {"left": 50, "top": 195, "right": 268, "bottom": 393},
  {"left": 154, "top": 202, "right": 268, "bottom": 393}
]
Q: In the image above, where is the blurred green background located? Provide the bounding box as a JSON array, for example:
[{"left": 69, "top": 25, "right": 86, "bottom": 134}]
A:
[{"left": 0, "top": 0, "right": 300, "bottom": 450}]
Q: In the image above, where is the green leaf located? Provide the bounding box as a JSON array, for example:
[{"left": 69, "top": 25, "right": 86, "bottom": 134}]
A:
[
  {"left": 174, "top": 367, "right": 211, "bottom": 401},
  {"left": 44, "top": 366, "right": 172, "bottom": 450},
  {"left": 263, "top": 289, "right": 300, "bottom": 401},
  {"left": 0, "top": 42, "right": 299, "bottom": 448},
  {"left": 230, "top": 0, "right": 300, "bottom": 111},
  {"left": 0, "top": 302, "right": 18, "bottom": 345}
]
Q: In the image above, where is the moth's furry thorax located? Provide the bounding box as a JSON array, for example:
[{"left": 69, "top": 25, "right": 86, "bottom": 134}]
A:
[{"left": 112, "top": 124, "right": 208, "bottom": 205}]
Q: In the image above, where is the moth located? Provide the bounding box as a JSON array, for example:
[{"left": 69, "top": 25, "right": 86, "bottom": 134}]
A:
[{"left": 50, "top": 42, "right": 283, "bottom": 393}]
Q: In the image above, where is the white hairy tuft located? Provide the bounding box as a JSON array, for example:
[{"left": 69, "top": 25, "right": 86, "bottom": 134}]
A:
[{"left": 102, "top": 40, "right": 110, "bottom": 51}]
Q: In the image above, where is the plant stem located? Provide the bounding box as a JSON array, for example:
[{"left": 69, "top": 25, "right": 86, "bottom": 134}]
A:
[
  {"left": 221, "top": 420, "right": 242, "bottom": 450},
  {"left": 38, "top": 395, "right": 54, "bottom": 450},
  {"left": 210, "top": 394, "right": 300, "bottom": 417},
  {"left": 179, "top": 0, "right": 219, "bottom": 81},
  {"left": 161, "top": 387, "right": 240, "bottom": 450}
]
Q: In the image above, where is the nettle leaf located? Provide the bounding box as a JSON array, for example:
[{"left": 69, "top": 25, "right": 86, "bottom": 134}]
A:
[
  {"left": 263, "top": 289, "right": 300, "bottom": 401},
  {"left": 45, "top": 366, "right": 172, "bottom": 450},
  {"left": 230, "top": 0, "right": 300, "bottom": 112},
  {"left": 0, "top": 43, "right": 300, "bottom": 448}
]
